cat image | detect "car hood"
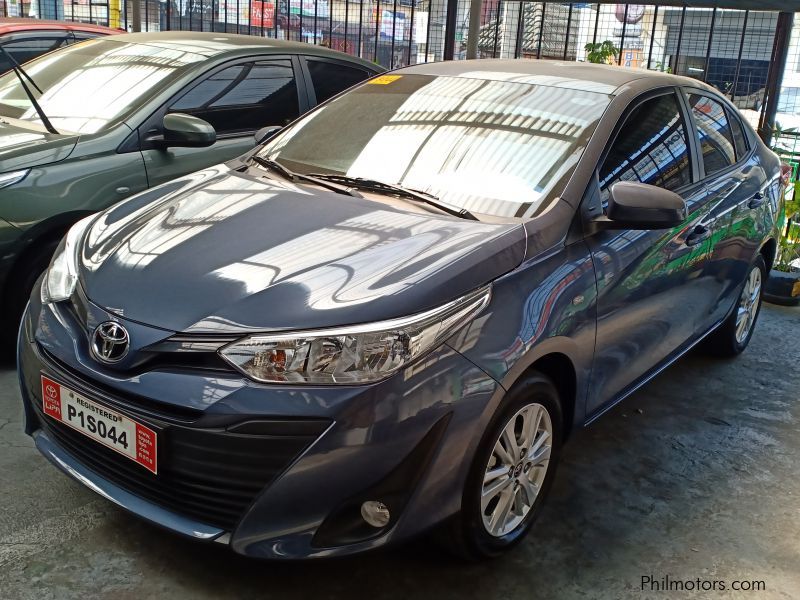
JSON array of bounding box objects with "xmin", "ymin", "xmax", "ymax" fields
[
  {"xmin": 80, "ymin": 165, "xmax": 526, "ymax": 333},
  {"xmin": 0, "ymin": 116, "xmax": 79, "ymax": 170}
]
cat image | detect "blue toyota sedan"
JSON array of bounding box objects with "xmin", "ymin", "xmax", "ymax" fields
[{"xmin": 18, "ymin": 59, "xmax": 784, "ymax": 560}]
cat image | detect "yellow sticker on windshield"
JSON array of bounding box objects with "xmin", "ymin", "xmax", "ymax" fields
[{"xmin": 368, "ymin": 75, "xmax": 402, "ymax": 85}]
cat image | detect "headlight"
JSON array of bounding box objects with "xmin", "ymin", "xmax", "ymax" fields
[
  {"xmin": 41, "ymin": 215, "xmax": 95, "ymax": 304},
  {"xmin": 0, "ymin": 169, "xmax": 30, "ymax": 190},
  {"xmin": 219, "ymin": 286, "xmax": 491, "ymax": 384}
]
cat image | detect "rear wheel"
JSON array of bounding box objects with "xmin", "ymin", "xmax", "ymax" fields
[
  {"xmin": 704, "ymin": 254, "xmax": 765, "ymax": 357},
  {"xmin": 441, "ymin": 373, "xmax": 563, "ymax": 560}
]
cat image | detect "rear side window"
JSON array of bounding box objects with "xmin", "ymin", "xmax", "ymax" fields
[
  {"xmin": 169, "ymin": 59, "xmax": 299, "ymax": 135},
  {"xmin": 0, "ymin": 36, "xmax": 70, "ymax": 72},
  {"xmin": 306, "ymin": 59, "xmax": 371, "ymax": 104},
  {"xmin": 600, "ymin": 93, "xmax": 692, "ymax": 195},
  {"xmin": 727, "ymin": 108, "xmax": 750, "ymax": 160},
  {"xmin": 687, "ymin": 93, "xmax": 736, "ymax": 176}
]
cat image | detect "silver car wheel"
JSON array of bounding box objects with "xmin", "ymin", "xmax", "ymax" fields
[
  {"xmin": 735, "ymin": 265, "xmax": 762, "ymax": 344},
  {"xmin": 481, "ymin": 402, "xmax": 553, "ymax": 537}
]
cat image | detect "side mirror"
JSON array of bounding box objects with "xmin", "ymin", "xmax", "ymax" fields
[
  {"xmin": 598, "ymin": 181, "xmax": 687, "ymax": 229},
  {"xmin": 161, "ymin": 113, "xmax": 216, "ymax": 148},
  {"xmin": 254, "ymin": 125, "xmax": 282, "ymax": 145}
]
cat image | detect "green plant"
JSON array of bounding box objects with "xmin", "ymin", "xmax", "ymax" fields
[
  {"xmin": 584, "ymin": 40, "xmax": 618, "ymax": 65},
  {"xmin": 775, "ymin": 184, "xmax": 800, "ymax": 272},
  {"xmin": 654, "ymin": 60, "xmax": 672, "ymax": 74}
]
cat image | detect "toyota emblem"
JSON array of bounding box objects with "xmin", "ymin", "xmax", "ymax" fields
[{"xmin": 91, "ymin": 321, "xmax": 130, "ymax": 364}]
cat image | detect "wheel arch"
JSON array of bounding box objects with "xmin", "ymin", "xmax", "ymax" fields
[
  {"xmin": 525, "ymin": 353, "xmax": 577, "ymax": 441},
  {"xmin": 759, "ymin": 237, "xmax": 777, "ymax": 272},
  {"xmin": 498, "ymin": 337, "xmax": 585, "ymax": 442},
  {"xmin": 1, "ymin": 211, "xmax": 94, "ymax": 310}
]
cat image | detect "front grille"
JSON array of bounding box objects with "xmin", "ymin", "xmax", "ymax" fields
[
  {"xmin": 40, "ymin": 347, "xmax": 204, "ymax": 423},
  {"xmin": 32, "ymin": 398, "xmax": 329, "ymax": 531}
]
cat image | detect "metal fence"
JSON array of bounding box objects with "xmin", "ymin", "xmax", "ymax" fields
[{"xmin": 2, "ymin": 1, "xmax": 799, "ymax": 135}]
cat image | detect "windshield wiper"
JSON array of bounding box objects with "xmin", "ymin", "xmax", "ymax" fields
[
  {"xmin": 250, "ymin": 156, "xmax": 362, "ymax": 198},
  {"xmin": 306, "ymin": 174, "xmax": 478, "ymax": 220},
  {"xmin": 0, "ymin": 45, "xmax": 58, "ymax": 135}
]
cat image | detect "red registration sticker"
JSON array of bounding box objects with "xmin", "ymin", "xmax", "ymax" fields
[{"xmin": 41, "ymin": 375, "xmax": 157, "ymax": 474}]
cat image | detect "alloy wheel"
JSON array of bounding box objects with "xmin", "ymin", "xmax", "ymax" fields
[
  {"xmin": 735, "ymin": 265, "xmax": 762, "ymax": 344},
  {"xmin": 481, "ymin": 402, "xmax": 553, "ymax": 537}
]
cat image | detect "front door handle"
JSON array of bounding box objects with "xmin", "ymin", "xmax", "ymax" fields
[
  {"xmin": 686, "ymin": 225, "xmax": 712, "ymax": 246},
  {"xmin": 748, "ymin": 192, "xmax": 766, "ymax": 209}
]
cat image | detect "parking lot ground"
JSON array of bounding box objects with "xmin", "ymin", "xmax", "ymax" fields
[{"xmin": 1, "ymin": 304, "xmax": 799, "ymax": 600}]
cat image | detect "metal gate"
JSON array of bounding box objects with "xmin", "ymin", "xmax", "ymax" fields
[{"xmin": 2, "ymin": 1, "xmax": 799, "ymax": 140}]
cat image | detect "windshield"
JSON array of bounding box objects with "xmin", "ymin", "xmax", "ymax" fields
[
  {"xmin": 0, "ymin": 38, "xmax": 207, "ymax": 134},
  {"xmin": 260, "ymin": 74, "xmax": 610, "ymax": 218},
  {"xmin": 777, "ymin": 87, "xmax": 800, "ymax": 115}
]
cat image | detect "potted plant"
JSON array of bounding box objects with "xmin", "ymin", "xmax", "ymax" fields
[{"xmin": 764, "ymin": 181, "xmax": 800, "ymax": 306}]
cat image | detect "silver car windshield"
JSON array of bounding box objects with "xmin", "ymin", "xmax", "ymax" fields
[
  {"xmin": 0, "ymin": 38, "xmax": 208, "ymax": 134},
  {"xmin": 260, "ymin": 74, "xmax": 611, "ymax": 219}
]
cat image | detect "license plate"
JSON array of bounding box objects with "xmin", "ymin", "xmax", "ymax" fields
[{"xmin": 41, "ymin": 375, "xmax": 158, "ymax": 474}]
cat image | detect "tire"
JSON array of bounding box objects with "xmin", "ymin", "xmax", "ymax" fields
[
  {"xmin": 704, "ymin": 254, "xmax": 766, "ymax": 357},
  {"xmin": 0, "ymin": 241, "xmax": 59, "ymax": 356},
  {"xmin": 441, "ymin": 372, "xmax": 563, "ymax": 561}
]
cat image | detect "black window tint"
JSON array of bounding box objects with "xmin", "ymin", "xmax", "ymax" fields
[
  {"xmin": 169, "ymin": 59, "xmax": 299, "ymax": 135},
  {"xmin": 727, "ymin": 108, "xmax": 749, "ymax": 160},
  {"xmin": 0, "ymin": 36, "xmax": 70, "ymax": 72},
  {"xmin": 306, "ymin": 59, "xmax": 370, "ymax": 104},
  {"xmin": 687, "ymin": 93, "xmax": 736, "ymax": 175},
  {"xmin": 600, "ymin": 93, "xmax": 692, "ymax": 195}
]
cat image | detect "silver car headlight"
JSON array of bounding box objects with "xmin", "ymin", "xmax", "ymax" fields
[
  {"xmin": 219, "ymin": 285, "xmax": 491, "ymax": 384},
  {"xmin": 0, "ymin": 169, "xmax": 29, "ymax": 190},
  {"xmin": 41, "ymin": 215, "xmax": 95, "ymax": 304}
]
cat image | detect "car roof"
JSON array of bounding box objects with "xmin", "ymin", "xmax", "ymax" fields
[
  {"xmin": 398, "ymin": 59, "xmax": 705, "ymax": 95},
  {"xmin": 103, "ymin": 31, "xmax": 381, "ymax": 71},
  {"xmin": 0, "ymin": 18, "xmax": 122, "ymax": 35}
]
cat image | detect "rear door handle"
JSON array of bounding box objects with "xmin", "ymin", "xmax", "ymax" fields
[
  {"xmin": 685, "ymin": 225, "xmax": 712, "ymax": 246},
  {"xmin": 748, "ymin": 192, "xmax": 766, "ymax": 209}
]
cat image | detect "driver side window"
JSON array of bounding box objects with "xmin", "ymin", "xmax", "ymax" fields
[
  {"xmin": 168, "ymin": 59, "xmax": 300, "ymax": 137},
  {"xmin": 599, "ymin": 92, "xmax": 693, "ymax": 201}
]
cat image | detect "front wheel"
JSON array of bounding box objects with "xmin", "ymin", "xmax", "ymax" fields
[
  {"xmin": 441, "ymin": 373, "xmax": 563, "ymax": 560},
  {"xmin": 704, "ymin": 254, "xmax": 765, "ymax": 357}
]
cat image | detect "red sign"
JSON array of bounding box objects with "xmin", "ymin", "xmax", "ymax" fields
[
  {"xmin": 251, "ymin": 1, "xmax": 276, "ymax": 29},
  {"xmin": 135, "ymin": 424, "xmax": 157, "ymax": 473},
  {"xmin": 42, "ymin": 376, "xmax": 62, "ymax": 420}
]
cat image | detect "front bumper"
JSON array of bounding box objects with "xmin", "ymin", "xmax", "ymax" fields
[
  {"xmin": 18, "ymin": 291, "xmax": 499, "ymax": 559},
  {"xmin": 32, "ymin": 428, "xmax": 227, "ymax": 541}
]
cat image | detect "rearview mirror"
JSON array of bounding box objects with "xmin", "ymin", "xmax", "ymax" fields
[
  {"xmin": 598, "ymin": 182, "xmax": 687, "ymax": 229},
  {"xmin": 161, "ymin": 113, "xmax": 216, "ymax": 148},
  {"xmin": 254, "ymin": 125, "xmax": 282, "ymax": 145}
]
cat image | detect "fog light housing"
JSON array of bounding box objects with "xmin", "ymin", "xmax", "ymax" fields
[{"xmin": 360, "ymin": 501, "xmax": 390, "ymax": 528}]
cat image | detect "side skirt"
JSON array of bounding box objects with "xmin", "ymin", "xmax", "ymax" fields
[{"xmin": 583, "ymin": 315, "xmax": 726, "ymax": 427}]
